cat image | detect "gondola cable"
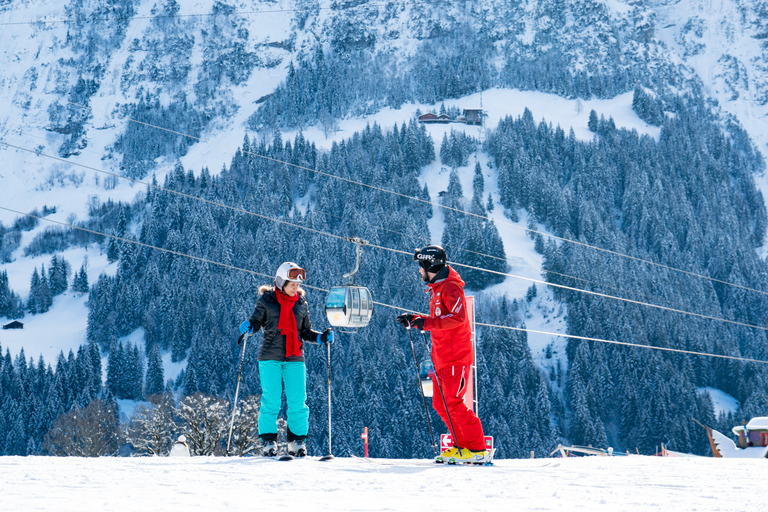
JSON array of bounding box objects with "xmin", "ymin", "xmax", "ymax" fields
[
  {"xmin": 2, "ymin": 139, "xmax": 767, "ymax": 334},
  {"xmin": 3, "ymin": 131, "xmax": 676, "ymax": 306},
  {"xmin": 63, "ymin": 99, "xmax": 768, "ymax": 300},
  {"xmin": 2, "ymin": 204, "xmax": 767, "ymax": 366}
]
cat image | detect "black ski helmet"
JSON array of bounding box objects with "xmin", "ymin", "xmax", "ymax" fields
[{"xmin": 413, "ymin": 245, "xmax": 447, "ymax": 273}]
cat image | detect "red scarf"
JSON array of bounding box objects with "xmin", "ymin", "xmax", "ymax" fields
[{"xmin": 275, "ymin": 289, "xmax": 301, "ymax": 357}]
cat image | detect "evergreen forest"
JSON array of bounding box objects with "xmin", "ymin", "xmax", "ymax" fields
[
  {"xmin": 4, "ymin": 94, "xmax": 768, "ymax": 457},
  {"xmin": 2, "ymin": 0, "xmax": 768, "ymax": 459}
]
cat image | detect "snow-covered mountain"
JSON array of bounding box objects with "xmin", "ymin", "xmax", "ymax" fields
[
  {"xmin": 2, "ymin": 0, "xmax": 767, "ymax": 459},
  {"xmin": 0, "ymin": 0, "xmax": 764, "ymax": 203},
  {"xmin": 2, "ymin": 0, "xmax": 766, "ymax": 201}
]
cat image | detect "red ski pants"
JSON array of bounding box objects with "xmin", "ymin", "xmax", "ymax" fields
[{"xmin": 432, "ymin": 365, "xmax": 485, "ymax": 451}]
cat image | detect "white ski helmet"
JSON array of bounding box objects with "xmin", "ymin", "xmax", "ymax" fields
[{"xmin": 275, "ymin": 262, "xmax": 306, "ymax": 290}]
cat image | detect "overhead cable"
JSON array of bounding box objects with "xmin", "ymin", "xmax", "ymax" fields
[
  {"xmin": 474, "ymin": 323, "xmax": 768, "ymax": 365},
  {"xmin": 2, "ymin": 205, "xmax": 766, "ymax": 366},
  {"xmin": 66, "ymin": 100, "xmax": 768, "ymax": 300},
  {"xmin": 3, "ymin": 138, "xmax": 768, "ymax": 333}
]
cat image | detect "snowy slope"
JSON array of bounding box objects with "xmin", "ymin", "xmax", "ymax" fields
[
  {"xmin": 0, "ymin": 86, "xmax": 656, "ymax": 382},
  {"xmin": 0, "ymin": 455, "xmax": 762, "ymax": 512},
  {"xmin": 2, "ymin": 0, "xmax": 766, "ymax": 428},
  {"xmin": 699, "ymin": 387, "xmax": 739, "ymax": 417}
]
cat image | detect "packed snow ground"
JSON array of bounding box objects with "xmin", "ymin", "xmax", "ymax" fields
[{"xmin": 0, "ymin": 455, "xmax": 762, "ymax": 512}]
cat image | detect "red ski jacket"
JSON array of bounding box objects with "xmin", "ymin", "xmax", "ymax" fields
[{"xmin": 422, "ymin": 266, "xmax": 473, "ymax": 371}]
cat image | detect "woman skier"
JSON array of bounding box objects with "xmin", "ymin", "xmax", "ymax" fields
[{"xmin": 239, "ymin": 262, "xmax": 333, "ymax": 457}]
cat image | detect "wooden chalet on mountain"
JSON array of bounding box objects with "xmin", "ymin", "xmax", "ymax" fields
[
  {"xmin": 417, "ymin": 113, "xmax": 452, "ymax": 124},
  {"xmin": 418, "ymin": 109, "xmax": 486, "ymax": 125}
]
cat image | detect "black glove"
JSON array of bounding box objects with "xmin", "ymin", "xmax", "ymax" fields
[
  {"xmin": 320, "ymin": 328, "xmax": 334, "ymax": 345},
  {"xmin": 397, "ymin": 314, "xmax": 424, "ymax": 331}
]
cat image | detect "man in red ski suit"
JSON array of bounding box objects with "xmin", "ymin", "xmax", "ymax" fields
[{"xmin": 397, "ymin": 245, "xmax": 487, "ymax": 463}]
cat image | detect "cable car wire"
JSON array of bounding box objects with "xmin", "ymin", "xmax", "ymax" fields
[
  {"xmin": 3, "ymin": 138, "xmax": 768, "ymax": 334},
  {"xmin": 6, "ymin": 131, "xmax": 675, "ymax": 306},
  {"xmin": 2, "ymin": 204, "xmax": 766, "ymax": 366},
  {"xmin": 65, "ymin": 100, "xmax": 768, "ymax": 300},
  {"xmin": 0, "ymin": 140, "xmax": 350, "ymax": 244},
  {"xmin": 472, "ymin": 323, "xmax": 768, "ymax": 365},
  {"xmin": 367, "ymin": 242, "xmax": 768, "ymax": 333}
]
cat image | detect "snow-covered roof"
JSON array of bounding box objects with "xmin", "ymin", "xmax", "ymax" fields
[
  {"xmin": 710, "ymin": 429, "xmax": 768, "ymax": 458},
  {"xmin": 746, "ymin": 417, "xmax": 768, "ymax": 430}
]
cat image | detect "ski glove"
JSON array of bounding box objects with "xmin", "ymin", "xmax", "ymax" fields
[
  {"xmin": 239, "ymin": 320, "xmax": 254, "ymax": 335},
  {"xmin": 320, "ymin": 328, "xmax": 334, "ymax": 345},
  {"xmin": 397, "ymin": 314, "xmax": 425, "ymax": 331}
]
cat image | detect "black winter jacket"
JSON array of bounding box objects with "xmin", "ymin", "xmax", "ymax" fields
[{"xmin": 247, "ymin": 286, "xmax": 320, "ymax": 362}]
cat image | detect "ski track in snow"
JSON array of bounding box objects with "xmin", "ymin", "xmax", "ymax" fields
[{"xmin": 0, "ymin": 455, "xmax": 761, "ymax": 511}]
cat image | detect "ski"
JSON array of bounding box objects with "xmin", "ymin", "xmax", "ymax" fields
[
  {"xmin": 260, "ymin": 454, "xmax": 319, "ymax": 461},
  {"xmin": 436, "ymin": 448, "xmax": 496, "ymax": 466},
  {"xmin": 349, "ymin": 453, "xmax": 493, "ymax": 467}
]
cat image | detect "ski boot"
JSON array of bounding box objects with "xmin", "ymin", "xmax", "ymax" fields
[
  {"xmin": 287, "ymin": 440, "xmax": 307, "ymax": 457},
  {"xmin": 434, "ymin": 447, "xmax": 459, "ymax": 464},
  {"xmin": 261, "ymin": 441, "xmax": 278, "ymax": 457},
  {"xmin": 446, "ymin": 448, "xmax": 491, "ymax": 465}
]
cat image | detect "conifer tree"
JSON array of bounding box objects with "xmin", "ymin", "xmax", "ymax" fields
[
  {"xmin": 0, "ymin": 270, "xmax": 23, "ymax": 318},
  {"xmin": 27, "ymin": 267, "xmax": 40, "ymax": 314},
  {"xmin": 588, "ymin": 110, "xmax": 598, "ymax": 132},
  {"xmin": 72, "ymin": 262, "xmax": 89, "ymax": 293},
  {"xmin": 145, "ymin": 344, "xmax": 165, "ymax": 397},
  {"xmin": 106, "ymin": 339, "xmax": 124, "ymax": 398},
  {"xmin": 47, "ymin": 255, "xmax": 70, "ymax": 296},
  {"xmin": 38, "ymin": 265, "xmax": 52, "ymax": 312}
]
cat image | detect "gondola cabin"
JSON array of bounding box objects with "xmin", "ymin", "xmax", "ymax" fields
[
  {"xmin": 419, "ymin": 360, "xmax": 435, "ymax": 397},
  {"xmin": 325, "ymin": 285, "xmax": 373, "ymax": 329}
]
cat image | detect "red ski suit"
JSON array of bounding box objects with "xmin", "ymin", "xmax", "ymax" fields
[{"xmin": 421, "ymin": 266, "xmax": 485, "ymax": 451}]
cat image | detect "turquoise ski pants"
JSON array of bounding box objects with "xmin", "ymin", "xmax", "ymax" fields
[{"xmin": 258, "ymin": 360, "xmax": 309, "ymax": 438}]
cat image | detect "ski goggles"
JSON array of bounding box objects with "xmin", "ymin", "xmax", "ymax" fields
[{"xmin": 287, "ymin": 267, "xmax": 306, "ymax": 281}]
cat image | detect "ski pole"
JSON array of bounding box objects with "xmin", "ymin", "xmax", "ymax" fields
[
  {"xmin": 407, "ymin": 327, "xmax": 438, "ymax": 456},
  {"xmin": 320, "ymin": 339, "xmax": 334, "ymax": 461},
  {"xmin": 422, "ymin": 331, "xmax": 462, "ymax": 453},
  {"xmin": 227, "ymin": 331, "xmax": 251, "ymax": 455}
]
